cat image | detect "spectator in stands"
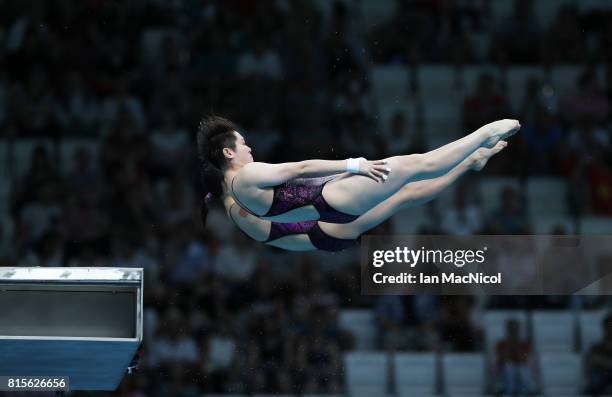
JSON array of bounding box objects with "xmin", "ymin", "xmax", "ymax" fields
[
  {"xmin": 21, "ymin": 230, "xmax": 64, "ymax": 267},
  {"xmin": 566, "ymin": 117, "xmax": 611, "ymax": 164},
  {"xmin": 585, "ymin": 313, "xmax": 612, "ymax": 395},
  {"xmin": 540, "ymin": 233, "xmax": 585, "ymax": 297},
  {"xmin": 494, "ymin": 236, "xmax": 539, "ymax": 297},
  {"xmin": 65, "ymin": 146, "xmax": 102, "ymax": 202},
  {"xmin": 494, "ymin": 318, "xmax": 537, "ymax": 394},
  {"xmin": 383, "ymin": 111, "xmax": 426, "ymax": 156},
  {"xmin": 0, "ymin": 218, "xmax": 15, "ymax": 265},
  {"xmin": 518, "ymin": 76, "xmax": 552, "ymax": 125},
  {"xmin": 586, "ymin": 152, "xmax": 612, "ymax": 215},
  {"xmin": 212, "ymin": 229, "xmax": 258, "ymax": 283},
  {"xmin": 57, "ymin": 70, "xmax": 102, "ymax": 134},
  {"xmin": 237, "ymin": 38, "xmax": 284, "ymax": 81},
  {"xmin": 492, "ymin": 0, "xmax": 541, "ymax": 63},
  {"xmin": 12, "ymin": 144, "xmax": 63, "ymax": 212},
  {"xmin": 100, "ymin": 111, "xmax": 149, "ymax": 175},
  {"xmin": 560, "ymin": 71, "xmax": 610, "ymax": 126},
  {"xmin": 519, "ymin": 106, "xmax": 564, "ymax": 174},
  {"xmin": 149, "ymin": 112, "xmax": 191, "ymax": 179},
  {"xmin": 374, "ymin": 295, "xmax": 405, "ymax": 350},
  {"xmin": 100, "ymin": 78, "xmax": 146, "ymax": 132},
  {"xmin": 0, "ymin": 72, "xmax": 8, "ymax": 128},
  {"xmin": 338, "ymin": 113, "xmax": 382, "ymax": 159},
  {"xmin": 157, "ymin": 361, "xmax": 200, "ymax": 397},
  {"xmin": 298, "ymin": 330, "xmax": 342, "ymax": 393},
  {"xmin": 61, "ymin": 194, "xmax": 110, "ymax": 263},
  {"xmin": 439, "ymin": 296, "xmax": 482, "ymax": 351},
  {"xmin": 485, "ymin": 185, "xmax": 530, "ymax": 234},
  {"xmin": 544, "ymin": 5, "xmax": 585, "ymax": 64},
  {"xmin": 156, "ymin": 175, "xmax": 195, "ymax": 233},
  {"xmin": 16, "ymin": 183, "xmax": 62, "ymax": 251},
  {"xmin": 200, "ymin": 322, "xmax": 237, "ymax": 393},
  {"xmin": 110, "ymin": 231, "xmax": 158, "ymax": 274},
  {"xmin": 462, "ymin": 72, "xmax": 510, "ymax": 134},
  {"xmin": 13, "ymin": 68, "xmax": 62, "ymax": 137},
  {"xmin": 147, "ymin": 307, "xmax": 199, "ymax": 368},
  {"xmin": 440, "ymin": 181, "xmax": 484, "ymax": 235}
]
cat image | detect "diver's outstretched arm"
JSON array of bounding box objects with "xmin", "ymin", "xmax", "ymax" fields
[{"xmin": 240, "ymin": 158, "xmax": 389, "ymax": 187}]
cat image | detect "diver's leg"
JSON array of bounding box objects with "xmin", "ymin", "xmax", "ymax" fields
[
  {"xmin": 322, "ymin": 142, "xmax": 507, "ymax": 239},
  {"xmin": 325, "ymin": 120, "xmax": 519, "ymax": 214}
]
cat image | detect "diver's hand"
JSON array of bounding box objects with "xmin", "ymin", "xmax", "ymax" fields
[{"xmin": 358, "ymin": 158, "xmax": 391, "ymax": 183}]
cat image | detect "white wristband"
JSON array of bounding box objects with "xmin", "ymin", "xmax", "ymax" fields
[{"xmin": 347, "ymin": 158, "xmax": 360, "ymax": 173}]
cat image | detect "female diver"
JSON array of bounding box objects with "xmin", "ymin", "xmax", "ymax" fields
[{"xmin": 198, "ymin": 116, "xmax": 515, "ymax": 251}]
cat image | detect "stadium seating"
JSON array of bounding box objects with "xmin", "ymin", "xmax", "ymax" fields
[
  {"xmin": 532, "ymin": 311, "xmax": 576, "ymax": 352},
  {"xmin": 339, "ymin": 309, "xmax": 377, "ymax": 350},
  {"xmin": 579, "ymin": 309, "xmax": 608, "ymax": 353},
  {"xmin": 550, "ymin": 65, "xmax": 582, "ymax": 96},
  {"xmin": 442, "ymin": 353, "xmax": 486, "ymax": 396},
  {"xmin": 393, "ymin": 352, "xmax": 437, "ymax": 396},
  {"xmin": 504, "ymin": 66, "xmax": 546, "ymax": 111},
  {"xmin": 580, "ymin": 216, "xmax": 612, "ymax": 234},
  {"xmin": 360, "ymin": 0, "xmax": 397, "ymax": 29},
  {"xmin": 391, "ymin": 206, "xmax": 433, "ymax": 234},
  {"xmin": 11, "ymin": 138, "xmax": 55, "ymax": 180},
  {"xmin": 59, "ymin": 138, "xmax": 101, "ymax": 175},
  {"xmin": 371, "ymin": 66, "xmax": 409, "ymax": 114},
  {"xmin": 477, "ymin": 177, "xmax": 522, "ymax": 215},
  {"xmin": 533, "ymin": 216, "xmax": 575, "ymax": 234},
  {"xmin": 526, "ymin": 177, "xmax": 567, "ymax": 217},
  {"xmin": 343, "ymin": 351, "xmax": 389, "ymax": 396},
  {"xmin": 539, "ymin": 352, "xmax": 583, "ymax": 396}
]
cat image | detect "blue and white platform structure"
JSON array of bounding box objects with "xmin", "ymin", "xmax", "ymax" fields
[{"xmin": 0, "ymin": 267, "xmax": 144, "ymax": 391}]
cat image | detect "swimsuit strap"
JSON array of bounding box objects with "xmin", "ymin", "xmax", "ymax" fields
[{"xmin": 230, "ymin": 174, "xmax": 259, "ymax": 217}]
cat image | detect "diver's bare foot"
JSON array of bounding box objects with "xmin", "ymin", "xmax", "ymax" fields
[
  {"xmin": 469, "ymin": 141, "xmax": 507, "ymax": 171},
  {"xmin": 478, "ymin": 119, "xmax": 521, "ymax": 148}
]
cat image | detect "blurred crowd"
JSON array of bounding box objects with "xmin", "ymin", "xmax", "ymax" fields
[{"xmin": 1, "ymin": 0, "xmax": 612, "ymax": 396}]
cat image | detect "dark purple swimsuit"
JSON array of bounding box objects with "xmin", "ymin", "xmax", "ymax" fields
[
  {"xmin": 229, "ymin": 175, "xmax": 359, "ymax": 251},
  {"xmin": 231, "ymin": 175, "xmax": 359, "ymax": 224},
  {"xmin": 228, "ymin": 205, "xmax": 357, "ymax": 252}
]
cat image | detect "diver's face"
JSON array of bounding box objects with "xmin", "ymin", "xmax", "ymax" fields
[{"xmin": 231, "ymin": 131, "xmax": 253, "ymax": 165}]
